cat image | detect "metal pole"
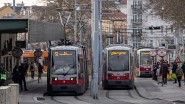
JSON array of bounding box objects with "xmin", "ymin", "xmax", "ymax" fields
[
  {"xmin": 74, "ymin": 0, "xmax": 77, "ymax": 42},
  {"xmin": 0, "ymin": 33, "xmax": 1, "ymax": 64},
  {"xmin": 108, "ymin": 20, "xmax": 110, "ymax": 45},
  {"xmin": 99, "ymin": 0, "xmax": 103, "ymax": 85},
  {"xmin": 80, "ymin": 20, "xmax": 82, "ymax": 45},
  {"xmin": 161, "ymin": 57, "xmax": 164, "ymax": 87},
  {"xmin": 13, "ymin": 0, "xmax": 16, "ymax": 18},
  {"xmin": 91, "ymin": 0, "xmax": 99, "ymax": 99},
  {"xmin": 116, "ymin": 31, "xmax": 118, "ymax": 43}
]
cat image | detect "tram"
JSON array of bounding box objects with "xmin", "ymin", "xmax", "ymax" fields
[
  {"xmin": 102, "ymin": 44, "xmax": 135, "ymax": 89},
  {"xmin": 47, "ymin": 45, "xmax": 89, "ymax": 94},
  {"xmin": 136, "ymin": 48, "xmax": 153, "ymax": 77}
]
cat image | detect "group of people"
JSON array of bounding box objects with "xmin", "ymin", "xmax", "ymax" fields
[
  {"xmin": 153, "ymin": 60, "xmax": 185, "ymax": 87},
  {"xmin": 12, "ymin": 61, "xmax": 43, "ymax": 91}
]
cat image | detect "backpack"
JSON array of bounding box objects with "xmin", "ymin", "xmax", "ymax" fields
[{"xmin": 176, "ymin": 68, "xmax": 183, "ymax": 77}]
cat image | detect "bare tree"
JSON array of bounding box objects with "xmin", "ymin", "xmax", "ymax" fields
[
  {"xmin": 145, "ymin": 0, "xmax": 185, "ymax": 28},
  {"xmin": 34, "ymin": 0, "xmax": 121, "ymax": 45}
]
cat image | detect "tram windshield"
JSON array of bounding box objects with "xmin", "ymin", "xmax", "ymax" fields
[
  {"xmin": 140, "ymin": 51, "xmax": 152, "ymax": 66},
  {"xmin": 52, "ymin": 50, "xmax": 76, "ymax": 75},
  {"xmin": 108, "ymin": 50, "xmax": 129, "ymax": 71}
]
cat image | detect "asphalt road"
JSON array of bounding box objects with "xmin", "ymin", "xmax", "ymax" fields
[{"xmin": 17, "ymin": 77, "xmax": 184, "ymax": 104}]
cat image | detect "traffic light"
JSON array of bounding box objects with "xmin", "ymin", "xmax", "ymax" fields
[{"xmin": 148, "ymin": 26, "xmax": 161, "ymax": 30}]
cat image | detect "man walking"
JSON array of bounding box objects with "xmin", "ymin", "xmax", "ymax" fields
[
  {"xmin": 172, "ymin": 62, "xmax": 178, "ymax": 83},
  {"xmin": 162, "ymin": 61, "xmax": 169, "ymax": 84},
  {"xmin": 30, "ymin": 62, "xmax": 35, "ymax": 79},
  {"xmin": 19, "ymin": 63, "xmax": 28, "ymax": 91},
  {"xmin": 181, "ymin": 61, "xmax": 185, "ymax": 85}
]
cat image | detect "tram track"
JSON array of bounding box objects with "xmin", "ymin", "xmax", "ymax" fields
[
  {"xmin": 133, "ymin": 85, "xmax": 175, "ymax": 104},
  {"xmin": 105, "ymin": 89, "xmax": 135, "ymax": 104}
]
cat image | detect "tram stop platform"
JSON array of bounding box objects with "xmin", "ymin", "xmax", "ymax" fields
[{"xmin": 135, "ymin": 78, "xmax": 185, "ymax": 103}]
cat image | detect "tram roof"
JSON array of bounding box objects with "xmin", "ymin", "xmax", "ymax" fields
[
  {"xmin": 50, "ymin": 45, "xmax": 80, "ymax": 50},
  {"xmin": 137, "ymin": 48, "xmax": 152, "ymax": 52},
  {"xmin": 104, "ymin": 44, "xmax": 132, "ymax": 50}
]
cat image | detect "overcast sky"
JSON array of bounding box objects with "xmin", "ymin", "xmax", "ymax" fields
[{"xmin": 0, "ymin": 0, "xmax": 45, "ymax": 7}]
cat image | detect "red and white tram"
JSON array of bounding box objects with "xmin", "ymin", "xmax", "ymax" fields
[
  {"xmin": 136, "ymin": 48, "xmax": 153, "ymax": 77},
  {"xmin": 102, "ymin": 44, "xmax": 135, "ymax": 89},
  {"xmin": 47, "ymin": 45, "xmax": 89, "ymax": 94}
]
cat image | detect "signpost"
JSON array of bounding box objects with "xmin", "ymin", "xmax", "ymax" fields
[
  {"xmin": 174, "ymin": 56, "xmax": 181, "ymax": 63},
  {"xmin": 150, "ymin": 49, "xmax": 157, "ymax": 71},
  {"xmin": 12, "ymin": 47, "xmax": 23, "ymax": 67},
  {"xmin": 157, "ymin": 48, "xmax": 166, "ymax": 87}
]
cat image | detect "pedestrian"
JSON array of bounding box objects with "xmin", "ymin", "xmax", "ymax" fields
[
  {"xmin": 153, "ymin": 63, "xmax": 157, "ymax": 81},
  {"xmin": 37, "ymin": 63, "xmax": 43, "ymax": 83},
  {"xmin": 172, "ymin": 62, "xmax": 178, "ymax": 83},
  {"xmin": 176, "ymin": 66, "xmax": 183, "ymax": 87},
  {"xmin": 19, "ymin": 63, "xmax": 28, "ymax": 91},
  {"xmin": 161, "ymin": 61, "xmax": 169, "ymax": 84},
  {"xmin": 12, "ymin": 65, "xmax": 19, "ymax": 83},
  {"xmin": 0, "ymin": 65, "xmax": 6, "ymax": 86},
  {"xmin": 181, "ymin": 61, "xmax": 185, "ymax": 85},
  {"xmin": 24, "ymin": 61, "xmax": 29, "ymax": 77},
  {"xmin": 29, "ymin": 62, "xmax": 35, "ymax": 79}
]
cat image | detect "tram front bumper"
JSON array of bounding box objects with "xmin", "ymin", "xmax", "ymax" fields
[
  {"xmin": 140, "ymin": 71, "xmax": 152, "ymax": 76},
  {"xmin": 51, "ymin": 84, "xmax": 81, "ymax": 93},
  {"xmin": 103, "ymin": 80, "xmax": 133, "ymax": 87}
]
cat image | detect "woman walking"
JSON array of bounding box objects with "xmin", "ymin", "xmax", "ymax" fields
[{"xmin": 176, "ymin": 66, "xmax": 183, "ymax": 87}]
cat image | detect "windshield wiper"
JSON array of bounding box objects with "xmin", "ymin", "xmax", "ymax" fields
[{"xmin": 63, "ymin": 65, "xmax": 75, "ymax": 76}]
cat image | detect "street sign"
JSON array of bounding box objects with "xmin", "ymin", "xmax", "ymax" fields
[
  {"xmin": 174, "ymin": 56, "xmax": 181, "ymax": 63},
  {"xmin": 15, "ymin": 41, "xmax": 26, "ymax": 48},
  {"xmin": 150, "ymin": 50, "xmax": 157, "ymax": 57},
  {"xmin": 167, "ymin": 44, "xmax": 176, "ymax": 50},
  {"xmin": 12, "ymin": 48, "xmax": 23, "ymax": 58},
  {"xmin": 157, "ymin": 48, "xmax": 166, "ymax": 57},
  {"xmin": 34, "ymin": 50, "xmax": 42, "ymax": 57}
]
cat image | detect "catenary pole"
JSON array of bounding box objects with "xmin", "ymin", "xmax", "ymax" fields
[
  {"xmin": 91, "ymin": 0, "xmax": 99, "ymax": 99},
  {"xmin": 74, "ymin": 0, "xmax": 77, "ymax": 42},
  {"xmin": 99, "ymin": 0, "xmax": 103, "ymax": 85},
  {"xmin": 13, "ymin": 0, "xmax": 16, "ymax": 18}
]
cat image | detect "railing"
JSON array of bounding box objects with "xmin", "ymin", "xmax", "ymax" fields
[
  {"xmin": 131, "ymin": 5, "xmax": 142, "ymax": 10},
  {"xmin": 131, "ymin": 19, "xmax": 142, "ymax": 24}
]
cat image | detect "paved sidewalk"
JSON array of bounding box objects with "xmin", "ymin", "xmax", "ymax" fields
[{"xmin": 135, "ymin": 78, "xmax": 185, "ymax": 102}]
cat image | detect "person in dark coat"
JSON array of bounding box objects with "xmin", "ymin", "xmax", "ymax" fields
[
  {"xmin": 153, "ymin": 63, "xmax": 158, "ymax": 81},
  {"xmin": 12, "ymin": 65, "xmax": 19, "ymax": 83},
  {"xmin": 181, "ymin": 61, "xmax": 185, "ymax": 85},
  {"xmin": 172, "ymin": 62, "xmax": 178, "ymax": 83},
  {"xmin": 37, "ymin": 63, "xmax": 43, "ymax": 83},
  {"xmin": 19, "ymin": 63, "xmax": 28, "ymax": 91},
  {"xmin": 161, "ymin": 62, "xmax": 169, "ymax": 84},
  {"xmin": 176, "ymin": 66, "xmax": 183, "ymax": 87}
]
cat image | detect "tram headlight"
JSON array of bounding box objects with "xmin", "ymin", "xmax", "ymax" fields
[
  {"xmin": 123, "ymin": 73, "xmax": 129, "ymax": 77},
  {"xmin": 70, "ymin": 77, "xmax": 76, "ymax": 81},
  {"xmin": 52, "ymin": 77, "xmax": 58, "ymax": 81}
]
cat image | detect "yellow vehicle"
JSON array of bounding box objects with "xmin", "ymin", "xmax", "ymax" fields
[{"xmin": 22, "ymin": 50, "xmax": 48, "ymax": 71}]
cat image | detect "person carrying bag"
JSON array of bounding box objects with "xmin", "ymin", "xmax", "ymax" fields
[{"xmin": 176, "ymin": 66, "xmax": 183, "ymax": 87}]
